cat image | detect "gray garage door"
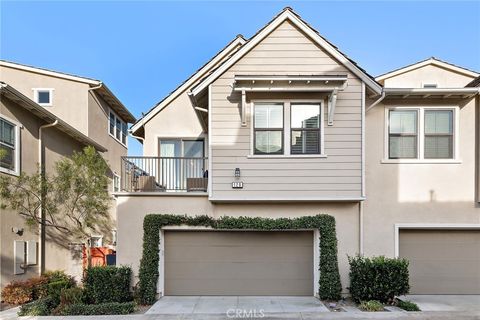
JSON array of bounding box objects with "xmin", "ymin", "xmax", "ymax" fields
[
  {"xmin": 164, "ymin": 231, "xmax": 313, "ymax": 296},
  {"xmin": 399, "ymin": 229, "xmax": 480, "ymax": 294}
]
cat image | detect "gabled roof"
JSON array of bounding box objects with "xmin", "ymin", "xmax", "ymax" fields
[
  {"xmin": 1, "ymin": 82, "xmax": 107, "ymax": 152},
  {"xmin": 130, "ymin": 35, "xmax": 246, "ymax": 135},
  {"xmin": 376, "ymin": 57, "xmax": 479, "ymax": 82},
  {"xmin": 190, "ymin": 7, "xmax": 382, "ymax": 97},
  {"xmin": 0, "ymin": 60, "xmax": 136, "ymax": 123},
  {"xmin": 466, "ymin": 76, "xmax": 480, "ymax": 88}
]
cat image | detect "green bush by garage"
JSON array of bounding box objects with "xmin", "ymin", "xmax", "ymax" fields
[{"xmin": 348, "ymin": 255, "xmax": 410, "ymax": 303}]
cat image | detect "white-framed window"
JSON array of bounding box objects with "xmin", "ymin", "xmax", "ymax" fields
[
  {"xmin": 90, "ymin": 236, "xmax": 103, "ymax": 248},
  {"xmin": 250, "ymin": 100, "xmax": 324, "ymax": 157},
  {"xmin": 33, "ymin": 88, "xmax": 54, "ymax": 106},
  {"xmin": 423, "ymin": 83, "xmax": 438, "ymax": 88},
  {"xmin": 113, "ymin": 173, "xmax": 120, "ymax": 192},
  {"xmin": 385, "ymin": 106, "xmax": 458, "ymax": 163},
  {"xmin": 0, "ymin": 115, "xmax": 20, "ymax": 175},
  {"xmin": 109, "ymin": 110, "xmax": 127, "ymax": 146}
]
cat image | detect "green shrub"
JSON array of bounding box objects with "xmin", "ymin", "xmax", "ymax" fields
[
  {"xmin": 17, "ymin": 297, "xmax": 56, "ymax": 316},
  {"xmin": 397, "ymin": 300, "xmax": 420, "ymax": 311},
  {"xmin": 348, "ymin": 255, "xmax": 410, "ymax": 303},
  {"xmin": 359, "ymin": 300, "xmax": 384, "ymax": 312},
  {"xmin": 47, "ymin": 280, "xmax": 72, "ymax": 304},
  {"xmin": 60, "ymin": 287, "xmax": 84, "ymax": 306},
  {"xmin": 58, "ymin": 302, "xmax": 136, "ymax": 315},
  {"xmin": 84, "ymin": 266, "xmax": 132, "ymax": 304},
  {"xmin": 44, "ymin": 270, "xmax": 76, "ymax": 286},
  {"xmin": 138, "ymin": 214, "xmax": 342, "ymax": 304}
]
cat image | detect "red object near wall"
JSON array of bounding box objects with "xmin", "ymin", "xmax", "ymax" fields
[{"xmin": 82, "ymin": 246, "xmax": 115, "ymax": 269}]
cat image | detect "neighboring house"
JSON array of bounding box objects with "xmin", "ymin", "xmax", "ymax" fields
[
  {"xmin": 0, "ymin": 62, "xmax": 135, "ymax": 290},
  {"xmin": 115, "ymin": 8, "xmax": 480, "ymax": 297}
]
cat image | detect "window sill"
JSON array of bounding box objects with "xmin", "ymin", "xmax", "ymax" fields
[
  {"xmin": 247, "ymin": 154, "xmax": 328, "ymax": 159},
  {"xmin": 108, "ymin": 132, "xmax": 127, "ymax": 148},
  {"xmin": 38, "ymin": 103, "xmax": 52, "ymax": 107},
  {"xmin": 0, "ymin": 167, "xmax": 20, "ymax": 176},
  {"xmin": 381, "ymin": 159, "xmax": 462, "ymax": 164}
]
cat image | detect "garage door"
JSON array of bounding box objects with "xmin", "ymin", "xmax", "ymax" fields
[
  {"xmin": 399, "ymin": 229, "xmax": 480, "ymax": 294},
  {"xmin": 164, "ymin": 231, "xmax": 313, "ymax": 295}
]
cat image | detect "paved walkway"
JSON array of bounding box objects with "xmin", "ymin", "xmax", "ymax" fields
[
  {"xmin": 146, "ymin": 296, "xmax": 329, "ymax": 314},
  {"xmin": 404, "ymin": 295, "xmax": 480, "ymax": 312}
]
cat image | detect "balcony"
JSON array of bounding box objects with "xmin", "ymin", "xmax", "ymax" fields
[{"xmin": 120, "ymin": 156, "xmax": 208, "ymax": 192}]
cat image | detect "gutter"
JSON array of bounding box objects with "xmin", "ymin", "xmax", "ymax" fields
[
  {"xmin": 38, "ymin": 120, "xmax": 58, "ymax": 275},
  {"xmin": 366, "ymin": 90, "xmax": 386, "ymax": 112}
]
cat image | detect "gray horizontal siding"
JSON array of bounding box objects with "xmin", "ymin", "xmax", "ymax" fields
[{"xmin": 210, "ymin": 20, "xmax": 363, "ymax": 200}]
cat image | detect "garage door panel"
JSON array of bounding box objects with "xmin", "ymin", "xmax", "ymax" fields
[
  {"xmin": 164, "ymin": 231, "xmax": 314, "ymax": 296},
  {"xmin": 166, "ymin": 261, "xmax": 313, "ymax": 279},
  {"xmin": 400, "ymin": 229, "xmax": 480, "ymax": 294},
  {"xmin": 166, "ymin": 245, "xmax": 313, "ymax": 262},
  {"xmin": 167, "ymin": 279, "xmax": 312, "ymax": 296}
]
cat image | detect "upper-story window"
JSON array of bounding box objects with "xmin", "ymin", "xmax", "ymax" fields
[
  {"xmin": 33, "ymin": 88, "xmax": 53, "ymax": 106},
  {"xmin": 254, "ymin": 103, "xmax": 284, "ymax": 155},
  {"xmin": 253, "ymin": 101, "xmax": 323, "ymax": 156},
  {"xmin": 109, "ymin": 110, "xmax": 127, "ymax": 146},
  {"xmin": 0, "ymin": 116, "xmax": 20, "ymax": 175},
  {"xmin": 423, "ymin": 83, "xmax": 438, "ymax": 88},
  {"xmin": 291, "ymin": 104, "xmax": 321, "ymax": 154},
  {"xmin": 387, "ymin": 107, "xmax": 456, "ymax": 161}
]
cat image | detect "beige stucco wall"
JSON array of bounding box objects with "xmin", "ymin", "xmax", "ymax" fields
[
  {"xmin": 364, "ymin": 63, "xmax": 479, "ymax": 258},
  {"xmin": 0, "ymin": 65, "xmax": 90, "ymax": 135},
  {"xmin": 116, "ymin": 195, "xmax": 360, "ymax": 293},
  {"xmin": 0, "ymin": 97, "xmax": 86, "ymax": 290},
  {"xmin": 382, "ymin": 64, "xmax": 475, "ymax": 88},
  {"xmin": 210, "ymin": 20, "xmax": 363, "ymax": 201},
  {"xmin": 143, "ymin": 92, "xmax": 205, "ymax": 156}
]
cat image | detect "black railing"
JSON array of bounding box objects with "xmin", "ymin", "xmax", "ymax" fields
[{"xmin": 120, "ymin": 156, "xmax": 208, "ymax": 192}]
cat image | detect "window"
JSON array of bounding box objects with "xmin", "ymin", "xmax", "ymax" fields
[
  {"xmin": 389, "ymin": 110, "xmax": 418, "ymax": 159},
  {"xmin": 254, "ymin": 104, "xmax": 284, "ymax": 155},
  {"xmin": 291, "ymin": 104, "xmax": 321, "ymax": 154},
  {"xmin": 109, "ymin": 111, "xmax": 127, "ymax": 146},
  {"xmin": 386, "ymin": 107, "xmax": 456, "ymax": 161},
  {"xmin": 113, "ymin": 173, "xmax": 120, "ymax": 192},
  {"xmin": 0, "ymin": 116, "xmax": 19, "ymax": 175},
  {"xmin": 424, "ymin": 110, "xmax": 453, "ymax": 159},
  {"xmin": 90, "ymin": 236, "xmax": 103, "ymax": 248},
  {"xmin": 33, "ymin": 88, "xmax": 53, "ymax": 106},
  {"xmin": 423, "ymin": 84, "xmax": 438, "ymax": 88}
]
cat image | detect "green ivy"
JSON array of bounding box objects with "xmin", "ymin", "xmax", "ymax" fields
[{"xmin": 138, "ymin": 214, "xmax": 341, "ymax": 304}]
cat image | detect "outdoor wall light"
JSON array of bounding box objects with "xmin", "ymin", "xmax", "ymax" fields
[{"xmin": 235, "ymin": 168, "xmax": 241, "ymax": 177}]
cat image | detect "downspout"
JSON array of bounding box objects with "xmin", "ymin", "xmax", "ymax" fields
[{"xmin": 38, "ymin": 120, "xmax": 58, "ymax": 275}]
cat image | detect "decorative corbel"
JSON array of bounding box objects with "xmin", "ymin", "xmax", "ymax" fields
[
  {"xmin": 327, "ymin": 89, "xmax": 338, "ymax": 126},
  {"xmin": 241, "ymin": 90, "xmax": 247, "ymax": 127}
]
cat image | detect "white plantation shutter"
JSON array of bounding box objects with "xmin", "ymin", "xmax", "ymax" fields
[{"xmin": 389, "ymin": 110, "xmax": 418, "ymax": 159}]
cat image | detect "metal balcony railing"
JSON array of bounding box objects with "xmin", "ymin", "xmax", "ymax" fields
[{"xmin": 120, "ymin": 156, "xmax": 208, "ymax": 192}]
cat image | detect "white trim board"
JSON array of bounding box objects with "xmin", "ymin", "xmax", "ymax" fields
[
  {"xmin": 190, "ymin": 9, "xmax": 382, "ymax": 97},
  {"xmin": 377, "ymin": 57, "xmax": 479, "ymax": 82},
  {"xmin": 394, "ymin": 223, "xmax": 480, "ymax": 258},
  {"xmin": 1, "ymin": 60, "xmax": 100, "ymax": 85},
  {"xmin": 130, "ymin": 37, "xmax": 246, "ymax": 134}
]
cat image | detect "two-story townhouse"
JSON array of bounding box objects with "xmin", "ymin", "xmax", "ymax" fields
[
  {"xmin": 0, "ymin": 61, "xmax": 135, "ymax": 289},
  {"xmin": 115, "ymin": 8, "xmax": 479, "ymax": 297}
]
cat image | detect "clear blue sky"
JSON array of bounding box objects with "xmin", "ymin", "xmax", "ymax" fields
[{"xmin": 1, "ymin": 1, "xmax": 479, "ymax": 155}]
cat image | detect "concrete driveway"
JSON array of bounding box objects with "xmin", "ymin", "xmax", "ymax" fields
[
  {"xmin": 145, "ymin": 296, "xmax": 329, "ymax": 314},
  {"xmin": 404, "ymin": 295, "xmax": 480, "ymax": 311}
]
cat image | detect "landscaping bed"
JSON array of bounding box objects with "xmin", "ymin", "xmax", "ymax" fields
[{"xmin": 1, "ymin": 266, "xmax": 139, "ymax": 316}]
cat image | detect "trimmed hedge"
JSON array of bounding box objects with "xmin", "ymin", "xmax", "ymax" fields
[
  {"xmin": 138, "ymin": 214, "xmax": 342, "ymax": 304},
  {"xmin": 348, "ymin": 256, "xmax": 410, "ymax": 303},
  {"xmin": 18, "ymin": 297, "xmax": 56, "ymax": 316},
  {"xmin": 58, "ymin": 302, "xmax": 136, "ymax": 315},
  {"xmin": 84, "ymin": 266, "xmax": 132, "ymax": 304}
]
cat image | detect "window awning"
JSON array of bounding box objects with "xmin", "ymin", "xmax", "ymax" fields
[{"xmin": 233, "ymin": 75, "xmax": 348, "ymax": 126}]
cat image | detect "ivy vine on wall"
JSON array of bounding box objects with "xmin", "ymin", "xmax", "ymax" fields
[{"xmin": 137, "ymin": 214, "xmax": 342, "ymax": 304}]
